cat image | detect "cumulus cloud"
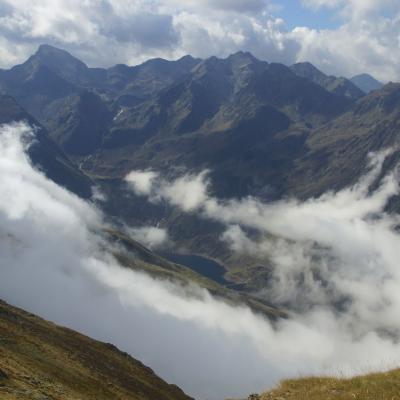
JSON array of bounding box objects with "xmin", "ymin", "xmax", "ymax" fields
[
  {"xmin": 91, "ymin": 185, "xmax": 107, "ymax": 202},
  {"xmin": 0, "ymin": 0, "xmax": 398, "ymax": 81},
  {"xmin": 0, "ymin": 0, "xmax": 180, "ymax": 67},
  {"xmin": 159, "ymin": 172, "xmax": 210, "ymax": 212},
  {"xmin": 126, "ymin": 149, "xmax": 400, "ymax": 364},
  {"xmin": 296, "ymin": 0, "xmax": 400, "ymax": 81},
  {"xmin": 4, "ymin": 122, "xmax": 400, "ymax": 400},
  {"xmin": 292, "ymin": 15, "xmax": 400, "ymax": 81},
  {"xmin": 125, "ymin": 170, "xmax": 158, "ymax": 196},
  {"xmin": 0, "ymin": 0, "xmax": 299, "ymax": 68},
  {"xmin": 128, "ymin": 226, "xmax": 169, "ymax": 249},
  {"xmin": 0, "ymin": 121, "xmax": 331, "ymax": 399},
  {"xmin": 126, "ymin": 170, "xmax": 209, "ymax": 211}
]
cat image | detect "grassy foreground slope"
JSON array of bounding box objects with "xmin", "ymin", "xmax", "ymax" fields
[
  {"xmin": 0, "ymin": 300, "xmax": 193, "ymax": 400},
  {"xmin": 259, "ymin": 370, "xmax": 400, "ymax": 400}
]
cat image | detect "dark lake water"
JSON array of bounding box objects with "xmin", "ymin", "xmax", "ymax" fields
[{"xmin": 160, "ymin": 253, "xmax": 232, "ymax": 286}]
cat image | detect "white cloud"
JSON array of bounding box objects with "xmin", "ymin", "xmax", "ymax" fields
[
  {"xmin": 126, "ymin": 170, "xmax": 210, "ymax": 211},
  {"xmin": 0, "ymin": 0, "xmax": 180, "ymax": 67},
  {"xmin": 4, "ymin": 122, "xmax": 400, "ymax": 400},
  {"xmin": 128, "ymin": 226, "xmax": 169, "ymax": 249},
  {"xmin": 0, "ymin": 122, "xmax": 326, "ymax": 399},
  {"xmin": 291, "ymin": 15, "xmax": 400, "ymax": 81},
  {"xmin": 296, "ymin": 0, "xmax": 400, "ymax": 81},
  {"xmin": 160, "ymin": 171, "xmax": 210, "ymax": 212},
  {"xmin": 91, "ymin": 185, "xmax": 107, "ymax": 202},
  {"xmin": 0, "ymin": 0, "xmax": 299, "ymax": 68},
  {"xmin": 125, "ymin": 170, "xmax": 158, "ymax": 196},
  {"xmin": 125, "ymin": 148, "xmax": 400, "ymax": 348},
  {"xmin": 0, "ymin": 0, "xmax": 398, "ymax": 81}
]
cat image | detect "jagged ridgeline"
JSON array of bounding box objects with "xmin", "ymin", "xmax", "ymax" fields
[{"xmin": 0, "ymin": 44, "xmax": 393, "ymax": 202}]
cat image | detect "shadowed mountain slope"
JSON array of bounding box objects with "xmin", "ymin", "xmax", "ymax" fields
[
  {"xmin": 290, "ymin": 62, "xmax": 364, "ymax": 100},
  {"xmin": 286, "ymin": 82, "xmax": 400, "ymax": 199},
  {"xmin": 68, "ymin": 51, "xmax": 355, "ymax": 198},
  {"xmin": 0, "ymin": 95, "xmax": 93, "ymax": 198},
  {"xmin": 95, "ymin": 81, "xmax": 400, "ymax": 290},
  {"xmin": 0, "ymin": 47, "xmax": 361, "ymax": 197}
]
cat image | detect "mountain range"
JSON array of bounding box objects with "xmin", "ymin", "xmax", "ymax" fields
[
  {"xmin": 0, "ymin": 45, "xmax": 390, "ymax": 196},
  {"xmin": 1, "ymin": 44, "xmax": 400, "ymax": 400},
  {"xmin": 1, "ymin": 44, "xmax": 399, "ymax": 292}
]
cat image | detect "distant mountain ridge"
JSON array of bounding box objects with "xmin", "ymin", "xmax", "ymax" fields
[
  {"xmin": 290, "ymin": 61, "xmax": 365, "ymax": 100},
  {"xmin": 0, "ymin": 44, "xmax": 200, "ymax": 107},
  {"xmin": 351, "ymin": 73, "xmax": 384, "ymax": 93}
]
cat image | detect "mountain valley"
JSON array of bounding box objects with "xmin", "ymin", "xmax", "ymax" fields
[
  {"xmin": 1, "ymin": 44, "xmax": 400, "ymax": 400},
  {"xmin": 2, "ymin": 45, "xmax": 400, "ymax": 293}
]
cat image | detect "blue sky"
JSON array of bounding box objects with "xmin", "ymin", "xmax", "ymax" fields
[{"xmin": 273, "ymin": 0, "xmax": 342, "ymax": 30}]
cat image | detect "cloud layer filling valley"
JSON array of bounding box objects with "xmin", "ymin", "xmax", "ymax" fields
[{"xmin": 2, "ymin": 122, "xmax": 400, "ymax": 399}]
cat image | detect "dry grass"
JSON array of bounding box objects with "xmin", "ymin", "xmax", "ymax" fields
[{"xmin": 260, "ymin": 370, "xmax": 400, "ymax": 400}]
